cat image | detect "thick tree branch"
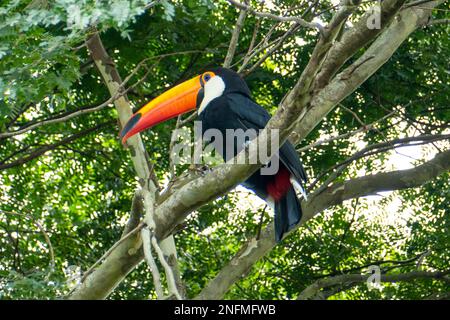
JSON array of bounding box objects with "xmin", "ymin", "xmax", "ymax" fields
[
  {"xmin": 150, "ymin": 0, "xmax": 396, "ymax": 241},
  {"xmin": 121, "ymin": 191, "xmax": 144, "ymax": 237},
  {"xmin": 307, "ymin": 149, "xmax": 449, "ymax": 213},
  {"xmin": 296, "ymin": 110, "xmax": 396, "ymax": 153},
  {"xmin": 427, "ymin": 18, "xmax": 449, "ymax": 25},
  {"xmin": 0, "ymin": 99, "xmax": 114, "ymax": 139},
  {"xmin": 68, "ymin": 32, "xmax": 179, "ymax": 300},
  {"xmin": 297, "ymin": 270, "xmax": 450, "ymax": 300},
  {"xmin": 290, "ymin": 0, "xmax": 440, "ymax": 143},
  {"xmin": 309, "ymin": 133, "xmax": 450, "ymax": 193},
  {"xmin": 84, "ymin": 31, "xmax": 156, "ymax": 190},
  {"xmin": 195, "ymin": 149, "xmax": 450, "ymax": 299},
  {"xmin": 312, "ymin": 0, "xmax": 406, "ymax": 91},
  {"xmin": 68, "ymin": 223, "xmax": 144, "ymax": 300},
  {"xmin": 240, "ymin": 23, "xmax": 301, "ymax": 75}
]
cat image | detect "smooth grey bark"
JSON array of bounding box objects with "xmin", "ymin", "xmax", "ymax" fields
[
  {"xmin": 195, "ymin": 150, "xmax": 450, "ymax": 299},
  {"xmin": 297, "ymin": 270, "xmax": 450, "ymax": 300},
  {"xmin": 69, "ymin": 33, "xmax": 179, "ymax": 300},
  {"xmin": 68, "ymin": 191, "xmax": 145, "ymax": 300},
  {"xmin": 68, "ymin": 0, "xmax": 444, "ymax": 300}
]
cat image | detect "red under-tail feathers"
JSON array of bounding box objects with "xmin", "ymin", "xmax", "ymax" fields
[{"xmin": 266, "ymin": 165, "xmax": 292, "ymax": 201}]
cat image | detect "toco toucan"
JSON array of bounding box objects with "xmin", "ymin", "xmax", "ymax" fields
[{"xmin": 120, "ymin": 67, "xmax": 307, "ymax": 241}]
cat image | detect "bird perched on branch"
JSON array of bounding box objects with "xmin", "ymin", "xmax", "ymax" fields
[{"xmin": 120, "ymin": 67, "xmax": 307, "ymax": 241}]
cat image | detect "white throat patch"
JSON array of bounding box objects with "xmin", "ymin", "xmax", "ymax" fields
[{"xmin": 198, "ymin": 75, "xmax": 225, "ymax": 114}]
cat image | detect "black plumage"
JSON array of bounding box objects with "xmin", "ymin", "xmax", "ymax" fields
[{"xmin": 198, "ymin": 68, "xmax": 307, "ymax": 241}]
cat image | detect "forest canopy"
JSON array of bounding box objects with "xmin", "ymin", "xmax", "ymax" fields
[{"xmin": 0, "ymin": 0, "xmax": 448, "ymax": 300}]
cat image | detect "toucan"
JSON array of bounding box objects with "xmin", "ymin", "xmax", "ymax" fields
[{"xmin": 120, "ymin": 67, "xmax": 307, "ymax": 241}]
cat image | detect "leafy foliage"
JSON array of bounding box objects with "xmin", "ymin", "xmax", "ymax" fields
[{"xmin": 0, "ymin": 0, "xmax": 448, "ymax": 300}]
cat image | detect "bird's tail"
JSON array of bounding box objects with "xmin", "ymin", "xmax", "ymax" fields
[{"xmin": 274, "ymin": 187, "xmax": 302, "ymax": 242}]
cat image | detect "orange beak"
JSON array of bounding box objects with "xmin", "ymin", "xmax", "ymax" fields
[{"xmin": 120, "ymin": 74, "xmax": 206, "ymax": 144}]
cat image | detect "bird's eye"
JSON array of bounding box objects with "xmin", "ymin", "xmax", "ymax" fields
[{"xmin": 204, "ymin": 73, "xmax": 211, "ymax": 82}]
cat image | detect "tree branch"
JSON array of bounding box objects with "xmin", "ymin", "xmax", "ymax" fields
[
  {"xmin": 67, "ymin": 0, "xmax": 442, "ymax": 300},
  {"xmin": 427, "ymin": 18, "xmax": 449, "ymax": 25},
  {"xmin": 290, "ymin": 0, "xmax": 440, "ymax": 143},
  {"xmin": 227, "ymin": 0, "xmax": 324, "ymax": 33},
  {"xmin": 195, "ymin": 149, "xmax": 450, "ymax": 299},
  {"xmin": 0, "ymin": 100, "xmax": 114, "ymax": 139},
  {"xmin": 312, "ymin": 0, "xmax": 406, "ymax": 91},
  {"xmin": 0, "ymin": 50, "xmax": 201, "ymax": 140},
  {"xmin": 68, "ymin": 32, "xmax": 179, "ymax": 300},
  {"xmin": 296, "ymin": 110, "xmax": 396, "ymax": 153},
  {"xmin": 150, "ymin": 0, "xmax": 396, "ymax": 242},
  {"xmin": 68, "ymin": 222, "xmax": 144, "ymax": 300},
  {"xmin": 121, "ymin": 190, "xmax": 144, "ymax": 237},
  {"xmin": 223, "ymin": 2, "xmax": 248, "ymax": 68},
  {"xmin": 308, "ymin": 133, "xmax": 450, "ymax": 193},
  {"xmin": 297, "ymin": 270, "xmax": 450, "ymax": 300},
  {"xmin": 0, "ymin": 121, "xmax": 113, "ymax": 171},
  {"xmin": 240, "ymin": 23, "xmax": 301, "ymax": 75}
]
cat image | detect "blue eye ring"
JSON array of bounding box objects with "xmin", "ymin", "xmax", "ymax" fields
[{"xmin": 204, "ymin": 73, "xmax": 211, "ymax": 82}]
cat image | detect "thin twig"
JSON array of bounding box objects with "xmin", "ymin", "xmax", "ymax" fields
[
  {"xmin": 0, "ymin": 122, "xmax": 113, "ymax": 171},
  {"xmin": 1, "ymin": 210, "xmax": 55, "ymax": 280},
  {"xmin": 151, "ymin": 236, "xmax": 182, "ymax": 300},
  {"xmin": 427, "ymin": 18, "xmax": 449, "ymax": 25},
  {"xmin": 142, "ymin": 227, "xmax": 164, "ymax": 298},
  {"xmin": 144, "ymin": 0, "xmax": 163, "ymax": 10},
  {"xmin": 241, "ymin": 19, "xmax": 260, "ymax": 68},
  {"xmin": 223, "ymin": 2, "xmax": 248, "ymax": 68},
  {"xmin": 296, "ymin": 110, "xmax": 396, "ymax": 153},
  {"xmin": 79, "ymin": 222, "xmax": 145, "ymax": 284},
  {"xmin": 0, "ymin": 99, "xmax": 115, "ymax": 139},
  {"xmin": 179, "ymin": 111, "xmax": 197, "ymax": 126},
  {"xmin": 227, "ymin": 0, "xmax": 324, "ymax": 34},
  {"xmin": 309, "ymin": 133, "xmax": 450, "ymax": 194},
  {"xmin": 241, "ymin": 23, "xmax": 301, "ymax": 75}
]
